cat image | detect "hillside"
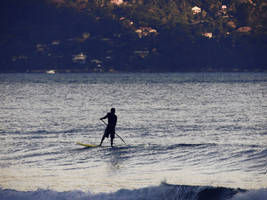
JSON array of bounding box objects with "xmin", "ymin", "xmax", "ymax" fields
[{"xmin": 0, "ymin": 0, "xmax": 266, "ymax": 72}]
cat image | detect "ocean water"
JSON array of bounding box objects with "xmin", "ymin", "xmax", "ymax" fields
[{"xmin": 0, "ymin": 73, "xmax": 266, "ymax": 200}]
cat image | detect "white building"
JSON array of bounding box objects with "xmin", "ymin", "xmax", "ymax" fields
[
  {"xmin": 135, "ymin": 27, "xmax": 158, "ymax": 38},
  {"xmin": 110, "ymin": 0, "xmax": 123, "ymax": 6},
  {"xmin": 192, "ymin": 6, "xmax": 201, "ymax": 15},
  {"xmin": 202, "ymin": 32, "xmax": 213, "ymax": 39},
  {"xmin": 72, "ymin": 53, "xmax": 87, "ymax": 64},
  {"xmin": 46, "ymin": 70, "xmax": 56, "ymax": 74},
  {"xmin": 222, "ymin": 5, "xmax": 227, "ymax": 10}
]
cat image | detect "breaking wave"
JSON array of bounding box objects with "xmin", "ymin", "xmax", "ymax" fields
[{"xmin": 1, "ymin": 183, "xmax": 266, "ymax": 200}]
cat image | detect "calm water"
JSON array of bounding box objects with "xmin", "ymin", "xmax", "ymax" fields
[{"xmin": 0, "ymin": 73, "xmax": 266, "ymax": 199}]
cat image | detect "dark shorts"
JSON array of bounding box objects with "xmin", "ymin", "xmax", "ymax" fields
[{"xmin": 104, "ymin": 127, "xmax": 115, "ymax": 139}]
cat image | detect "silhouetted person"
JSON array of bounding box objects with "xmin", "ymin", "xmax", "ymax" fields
[{"xmin": 100, "ymin": 108, "xmax": 117, "ymax": 147}]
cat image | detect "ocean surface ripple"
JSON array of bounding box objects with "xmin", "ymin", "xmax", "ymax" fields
[{"xmin": 0, "ymin": 73, "xmax": 266, "ymax": 199}]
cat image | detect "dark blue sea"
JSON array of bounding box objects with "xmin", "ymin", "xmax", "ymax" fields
[{"xmin": 0, "ymin": 73, "xmax": 266, "ymax": 200}]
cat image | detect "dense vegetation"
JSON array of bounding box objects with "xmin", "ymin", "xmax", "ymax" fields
[{"xmin": 0, "ymin": 0, "xmax": 266, "ymax": 72}]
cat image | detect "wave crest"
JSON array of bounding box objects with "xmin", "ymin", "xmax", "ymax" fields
[{"xmin": 1, "ymin": 184, "xmax": 266, "ymax": 200}]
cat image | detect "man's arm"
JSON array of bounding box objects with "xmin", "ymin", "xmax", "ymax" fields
[{"xmin": 100, "ymin": 113, "xmax": 108, "ymax": 120}]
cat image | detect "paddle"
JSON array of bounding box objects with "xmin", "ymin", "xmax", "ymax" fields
[{"xmin": 101, "ymin": 119, "xmax": 126, "ymax": 144}]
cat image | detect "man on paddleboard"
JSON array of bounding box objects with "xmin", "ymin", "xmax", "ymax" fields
[{"xmin": 100, "ymin": 108, "xmax": 117, "ymax": 147}]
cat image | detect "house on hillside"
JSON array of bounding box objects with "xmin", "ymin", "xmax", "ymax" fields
[
  {"xmin": 110, "ymin": 0, "xmax": 124, "ymax": 6},
  {"xmin": 135, "ymin": 27, "xmax": 157, "ymax": 38},
  {"xmin": 222, "ymin": 5, "xmax": 227, "ymax": 10},
  {"xmin": 120, "ymin": 17, "xmax": 134, "ymax": 27},
  {"xmin": 221, "ymin": 5, "xmax": 228, "ymax": 15},
  {"xmin": 36, "ymin": 44, "xmax": 47, "ymax": 52},
  {"xmin": 227, "ymin": 21, "xmax": 236, "ymax": 29},
  {"xmin": 46, "ymin": 70, "xmax": 56, "ymax": 74},
  {"xmin": 237, "ymin": 26, "xmax": 252, "ymax": 33},
  {"xmin": 202, "ymin": 32, "xmax": 213, "ymax": 39},
  {"xmin": 192, "ymin": 6, "xmax": 201, "ymax": 15},
  {"xmin": 72, "ymin": 53, "xmax": 86, "ymax": 64}
]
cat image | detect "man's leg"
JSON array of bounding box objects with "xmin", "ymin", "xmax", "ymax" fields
[
  {"xmin": 110, "ymin": 132, "xmax": 115, "ymax": 147},
  {"xmin": 100, "ymin": 129, "xmax": 107, "ymax": 146},
  {"xmin": 111, "ymin": 137, "xmax": 114, "ymax": 147},
  {"xmin": 99, "ymin": 135, "xmax": 105, "ymax": 146}
]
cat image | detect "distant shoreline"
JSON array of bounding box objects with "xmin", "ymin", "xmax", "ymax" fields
[{"xmin": 1, "ymin": 69, "xmax": 267, "ymax": 74}]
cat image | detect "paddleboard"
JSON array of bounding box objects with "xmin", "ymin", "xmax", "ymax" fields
[{"xmin": 76, "ymin": 142, "xmax": 99, "ymax": 148}]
